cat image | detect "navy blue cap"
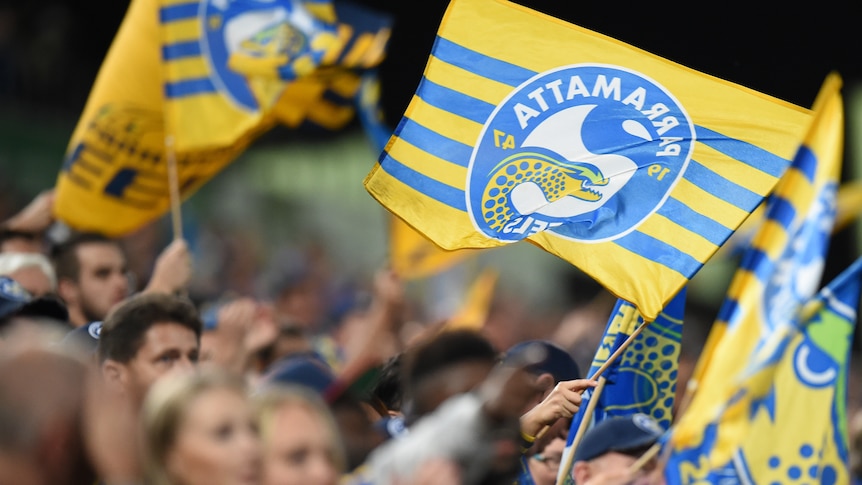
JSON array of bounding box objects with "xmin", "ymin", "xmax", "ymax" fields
[
  {"xmin": 0, "ymin": 276, "xmax": 33, "ymax": 320},
  {"xmin": 262, "ymin": 353, "xmax": 337, "ymax": 396},
  {"xmin": 573, "ymin": 414, "xmax": 664, "ymax": 462},
  {"xmin": 61, "ymin": 321, "xmax": 102, "ymax": 355},
  {"xmin": 504, "ymin": 340, "xmax": 581, "ymax": 383},
  {"xmin": 0, "ymin": 276, "xmax": 68, "ymax": 324}
]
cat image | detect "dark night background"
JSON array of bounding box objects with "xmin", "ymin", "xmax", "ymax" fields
[{"xmin": 0, "ymin": 1, "xmax": 859, "ymax": 123}]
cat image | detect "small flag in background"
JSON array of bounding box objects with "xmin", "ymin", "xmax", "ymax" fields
[
  {"xmin": 443, "ymin": 268, "xmax": 499, "ymax": 331},
  {"xmin": 161, "ymin": 0, "xmax": 340, "ymax": 151},
  {"xmin": 665, "ymin": 73, "xmax": 844, "ymax": 483},
  {"xmin": 274, "ymin": 0, "xmax": 393, "ymax": 132},
  {"xmin": 556, "ymin": 288, "xmax": 685, "ymax": 484},
  {"xmin": 55, "ymin": 0, "xmax": 390, "ymax": 237},
  {"xmin": 363, "ymin": 0, "xmax": 814, "ymax": 321}
]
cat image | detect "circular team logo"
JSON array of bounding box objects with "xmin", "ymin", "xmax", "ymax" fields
[
  {"xmin": 466, "ymin": 65, "xmax": 694, "ymax": 243},
  {"xmin": 202, "ymin": 0, "xmax": 337, "ymax": 111},
  {"xmin": 88, "ymin": 321, "xmax": 103, "ymax": 340}
]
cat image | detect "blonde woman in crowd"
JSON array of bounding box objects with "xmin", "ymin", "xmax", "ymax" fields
[
  {"xmin": 253, "ymin": 384, "xmax": 345, "ymax": 485},
  {"xmin": 141, "ymin": 369, "xmax": 261, "ymax": 485}
]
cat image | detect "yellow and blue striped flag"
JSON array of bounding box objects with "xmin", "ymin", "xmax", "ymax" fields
[
  {"xmin": 356, "ymin": 70, "xmax": 480, "ymax": 280},
  {"xmin": 666, "ymin": 256, "xmax": 860, "ymax": 484},
  {"xmin": 556, "ymin": 288, "xmax": 685, "ymax": 484},
  {"xmin": 728, "ymin": 255, "xmax": 860, "ymax": 484},
  {"xmin": 716, "ymin": 179, "xmax": 862, "ymax": 261},
  {"xmin": 55, "ymin": 0, "xmax": 270, "ymax": 235},
  {"xmin": 363, "ymin": 0, "xmax": 813, "ymax": 321},
  {"xmin": 665, "ymin": 73, "xmax": 844, "ymax": 482},
  {"xmin": 274, "ymin": 1, "xmax": 393, "ymax": 132},
  {"xmin": 54, "ymin": 0, "xmax": 387, "ymax": 236},
  {"xmin": 160, "ymin": 0, "xmax": 339, "ymax": 151}
]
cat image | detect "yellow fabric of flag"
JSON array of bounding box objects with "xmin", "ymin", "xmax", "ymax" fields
[
  {"xmin": 443, "ymin": 268, "xmax": 499, "ymax": 331},
  {"xmin": 54, "ymin": 0, "xmax": 266, "ymax": 236},
  {"xmin": 54, "ymin": 0, "xmax": 389, "ymax": 236},
  {"xmin": 363, "ymin": 0, "xmax": 813, "ymax": 321},
  {"xmin": 665, "ymin": 73, "xmax": 844, "ymax": 482},
  {"xmin": 389, "ymin": 216, "xmax": 477, "ymax": 280}
]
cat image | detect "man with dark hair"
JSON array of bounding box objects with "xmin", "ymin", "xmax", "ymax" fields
[
  {"xmin": 52, "ymin": 232, "xmax": 192, "ymax": 328},
  {"xmin": 98, "ymin": 292, "xmax": 202, "ymax": 405},
  {"xmin": 402, "ymin": 329, "xmax": 499, "ymax": 424},
  {"xmin": 372, "ymin": 353, "xmax": 405, "ymax": 413},
  {"xmin": 0, "ymin": 229, "xmax": 44, "ymax": 254},
  {"xmin": 52, "ymin": 232, "xmax": 131, "ymax": 328}
]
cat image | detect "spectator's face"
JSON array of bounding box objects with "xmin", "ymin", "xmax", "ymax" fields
[
  {"xmin": 166, "ymin": 387, "xmax": 261, "ymax": 485},
  {"xmin": 73, "ymin": 243, "xmax": 129, "ymax": 321},
  {"xmin": 122, "ymin": 322, "xmax": 199, "ymax": 404},
  {"xmin": 574, "ymin": 451, "xmax": 658, "ymax": 485},
  {"xmin": 528, "ymin": 437, "xmax": 566, "ymax": 485},
  {"xmin": 9, "ymin": 266, "xmax": 53, "ymax": 297},
  {"xmin": 261, "ymin": 403, "xmax": 340, "ymax": 485}
]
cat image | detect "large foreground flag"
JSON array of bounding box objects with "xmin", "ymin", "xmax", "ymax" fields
[
  {"xmin": 363, "ymin": 0, "xmax": 813, "ymax": 320},
  {"xmin": 355, "ymin": 66, "xmax": 478, "ymax": 279},
  {"xmin": 557, "ymin": 288, "xmax": 685, "ymax": 483},
  {"xmin": 665, "ymin": 73, "xmax": 844, "ymax": 482}
]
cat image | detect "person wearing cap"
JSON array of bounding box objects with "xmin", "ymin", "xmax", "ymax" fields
[
  {"xmin": 0, "ymin": 251, "xmax": 57, "ymax": 297},
  {"xmin": 261, "ymin": 353, "xmax": 387, "ymax": 473},
  {"xmin": 503, "ymin": 340, "xmax": 595, "ymax": 485},
  {"xmin": 571, "ymin": 414, "xmax": 664, "ymax": 485},
  {"xmin": 0, "ymin": 276, "xmax": 69, "ymax": 336},
  {"xmin": 51, "ymin": 232, "xmax": 192, "ymax": 329}
]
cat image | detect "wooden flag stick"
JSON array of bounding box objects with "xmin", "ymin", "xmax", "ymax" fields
[
  {"xmin": 627, "ymin": 441, "xmax": 662, "ymax": 474},
  {"xmin": 553, "ymin": 316, "xmax": 652, "ymax": 484},
  {"xmin": 165, "ymin": 135, "xmax": 183, "ymax": 241},
  {"xmin": 536, "ymin": 317, "xmax": 652, "ymax": 440},
  {"xmin": 554, "ymin": 376, "xmax": 606, "ymax": 483}
]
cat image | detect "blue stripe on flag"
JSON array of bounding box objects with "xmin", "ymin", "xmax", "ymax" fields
[
  {"xmin": 695, "ymin": 126, "xmax": 790, "ymax": 178},
  {"xmin": 379, "ymin": 155, "xmax": 467, "ymax": 211},
  {"xmin": 738, "ymin": 248, "xmax": 775, "ymax": 283},
  {"xmin": 614, "ymin": 231, "xmax": 702, "ymax": 277},
  {"xmin": 159, "ymin": 3, "xmax": 198, "ymax": 22},
  {"xmin": 162, "ymin": 41, "xmax": 202, "ymax": 60},
  {"xmin": 792, "ymin": 146, "xmax": 818, "ymax": 183},
  {"xmin": 433, "ymin": 37, "xmax": 537, "ymax": 87},
  {"xmin": 657, "ymin": 198, "xmax": 732, "ymax": 247},
  {"xmin": 716, "ymin": 298, "xmax": 739, "ymax": 324},
  {"xmin": 164, "ymin": 78, "xmax": 216, "ymax": 98},
  {"xmin": 683, "ymin": 160, "xmax": 761, "ymax": 211},
  {"xmin": 418, "ymin": 78, "xmax": 496, "ymax": 126},
  {"xmin": 764, "ymin": 196, "xmax": 797, "ymax": 231},
  {"xmin": 396, "ymin": 118, "xmax": 474, "ymax": 167}
]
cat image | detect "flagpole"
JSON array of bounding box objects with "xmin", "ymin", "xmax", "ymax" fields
[
  {"xmin": 554, "ymin": 376, "xmax": 606, "ymax": 482},
  {"xmin": 538, "ymin": 315, "xmax": 651, "ymax": 440},
  {"xmin": 627, "ymin": 441, "xmax": 662, "ymax": 474},
  {"xmin": 164, "ymin": 135, "xmax": 183, "ymax": 241},
  {"xmin": 554, "ymin": 316, "xmax": 652, "ymax": 483}
]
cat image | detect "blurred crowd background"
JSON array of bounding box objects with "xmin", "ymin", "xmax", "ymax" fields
[{"xmin": 0, "ymin": 0, "xmax": 861, "ymax": 392}]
